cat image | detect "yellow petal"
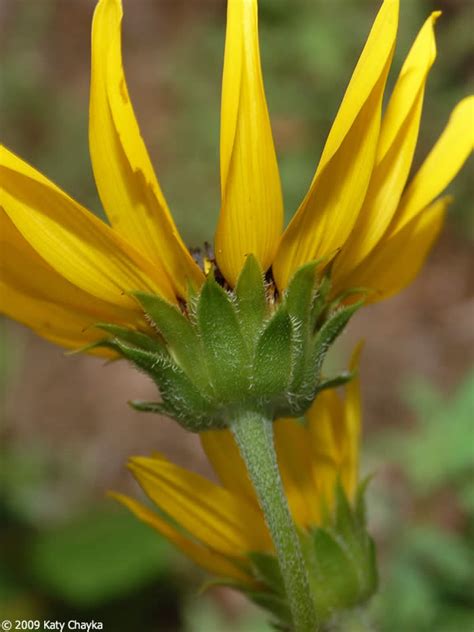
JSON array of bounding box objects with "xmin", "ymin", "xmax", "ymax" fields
[
  {"xmin": 306, "ymin": 390, "xmax": 343, "ymax": 512},
  {"xmin": 0, "ymin": 210, "xmax": 141, "ymax": 355},
  {"xmin": 341, "ymin": 197, "xmax": 449, "ymax": 302},
  {"xmin": 128, "ymin": 454, "xmax": 272, "ymax": 558},
  {"xmin": 341, "ymin": 343, "xmax": 363, "ymax": 499},
  {"xmin": 215, "ymin": 0, "xmax": 283, "ymax": 286},
  {"xmin": 200, "ymin": 429, "xmax": 259, "ymax": 508},
  {"xmin": 334, "ymin": 12, "xmax": 439, "ymax": 280},
  {"xmin": 274, "ymin": 0, "xmax": 399, "ymax": 290},
  {"xmin": 392, "ymin": 96, "xmax": 474, "ymax": 232},
  {"xmin": 111, "ymin": 493, "xmax": 254, "ymax": 585},
  {"xmin": 90, "ymin": 0, "xmax": 204, "ymax": 298},
  {"xmin": 273, "ymin": 418, "xmax": 320, "ymax": 529},
  {"xmin": 0, "ymin": 146, "xmax": 176, "ymax": 307},
  {"xmin": 1, "ymin": 284, "xmax": 113, "ymax": 358}
]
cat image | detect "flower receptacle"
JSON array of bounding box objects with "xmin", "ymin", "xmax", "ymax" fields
[{"xmin": 97, "ymin": 256, "xmax": 362, "ymax": 432}]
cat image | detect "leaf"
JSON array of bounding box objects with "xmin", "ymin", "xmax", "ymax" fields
[
  {"xmin": 97, "ymin": 323, "xmax": 164, "ymax": 352},
  {"xmin": 312, "ymin": 527, "xmax": 360, "ymax": 615},
  {"xmin": 314, "ymin": 371, "xmax": 354, "ymax": 394},
  {"xmin": 310, "ymin": 274, "xmax": 332, "ymax": 330},
  {"xmin": 246, "ymin": 590, "xmax": 293, "ymax": 627},
  {"xmin": 134, "ymin": 291, "xmax": 208, "ymax": 391},
  {"xmin": 284, "ymin": 261, "xmax": 318, "ymax": 391},
  {"xmin": 197, "ymin": 275, "xmax": 249, "ymax": 402},
  {"xmin": 103, "ymin": 339, "xmax": 216, "ymax": 431},
  {"xmin": 30, "ymin": 505, "xmax": 170, "ymax": 606},
  {"xmin": 248, "ymin": 551, "xmax": 285, "ymax": 596},
  {"xmin": 129, "ymin": 400, "xmax": 167, "ymax": 414},
  {"xmin": 284, "ymin": 261, "xmax": 318, "ymax": 325},
  {"xmin": 312, "ymin": 301, "xmax": 362, "ymax": 370},
  {"xmin": 235, "ymin": 254, "xmax": 267, "ymax": 350},
  {"xmin": 252, "ymin": 307, "xmax": 293, "ymax": 399}
]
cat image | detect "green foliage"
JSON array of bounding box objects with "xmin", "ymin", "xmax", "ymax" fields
[
  {"xmin": 307, "ymin": 483, "xmax": 377, "ymax": 623},
  {"xmin": 197, "ymin": 274, "xmax": 250, "ymax": 399},
  {"xmin": 0, "ymin": 443, "xmax": 181, "ymax": 630},
  {"xmin": 134, "ymin": 292, "xmax": 210, "ymax": 391},
  {"xmin": 235, "ymin": 255, "xmax": 268, "ymax": 348},
  {"xmin": 235, "ymin": 483, "xmax": 377, "ymax": 629},
  {"xmin": 1, "ymin": 0, "xmax": 472, "ymax": 628},
  {"xmin": 369, "ymin": 372, "xmax": 474, "ymax": 631},
  {"xmin": 99, "ymin": 262, "xmax": 359, "ymax": 431},
  {"xmin": 29, "ymin": 504, "xmax": 170, "ymax": 607},
  {"xmin": 400, "ymin": 371, "xmax": 474, "ymax": 493},
  {"xmin": 252, "ymin": 307, "xmax": 293, "ymax": 398}
]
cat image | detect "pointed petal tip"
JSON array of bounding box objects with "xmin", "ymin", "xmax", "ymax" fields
[
  {"xmin": 273, "ymin": 0, "xmax": 399, "ymax": 290},
  {"xmin": 393, "ymin": 96, "xmax": 473, "ymax": 231},
  {"xmin": 350, "ymin": 340, "xmax": 365, "ymax": 372},
  {"xmin": 454, "ymin": 95, "xmax": 474, "ymax": 146},
  {"xmin": 90, "ymin": 0, "xmax": 203, "ymax": 298},
  {"xmin": 217, "ymin": 0, "xmax": 283, "ymax": 286}
]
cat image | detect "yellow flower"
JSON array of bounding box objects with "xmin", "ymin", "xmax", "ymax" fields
[
  {"xmin": 112, "ymin": 346, "xmax": 362, "ymax": 589},
  {"xmin": 1, "ymin": 0, "xmax": 472, "ymax": 353}
]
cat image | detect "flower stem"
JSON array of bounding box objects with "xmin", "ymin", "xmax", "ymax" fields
[{"xmin": 231, "ymin": 411, "xmax": 319, "ymax": 632}]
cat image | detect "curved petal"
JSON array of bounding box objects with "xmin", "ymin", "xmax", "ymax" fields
[
  {"xmin": 200, "ymin": 429, "xmax": 258, "ymax": 508},
  {"xmin": 339, "ymin": 197, "xmax": 449, "ymax": 302},
  {"xmin": 111, "ymin": 493, "xmax": 254, "ymax": 585},
  {"xmin": 0, "ymin": 146, "xmax": 176, "ymax": 307},
  {"xmin": 306, "ymin": 389, "xmax": 344, "ymax": 513},
  {"xmin": 274, "ymin": 0, "xmax": 399, "ymax": 290},
  {"xmin": 215, "ymin": 0, "xmax": 283, "ymax": 287},
  {"xmin": 273, "ymin": 418, "xmax": 320, "ymax": 529},
  {"xmin": 392, "ymin": 96, "xmax": 474, "ymax": 232},
  {"xmin": 341, "ymin": 343, "xmax": 363, "ymax": 499},
  {"xmin": 0, "ymin": 210, "xmax": 142, "ymax": 355},
  {"xmin": 128, "ymin": 454, "xmax": 272, "ymax": 558},
  {"xmin": 90, "ymin": 0, "xmax": 204, "ymax": 298},
  {"xmin": 1, "ymin": 289, "xmax": 114, "ymax": 358},
  {"xmin": 334, "ymin": 12, "xmax": 439, "ymax": 281}
]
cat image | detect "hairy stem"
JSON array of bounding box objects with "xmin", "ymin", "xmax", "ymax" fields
[{"xmin": 231, "ymin": 411, "xmax": 318, "ymax": 632}]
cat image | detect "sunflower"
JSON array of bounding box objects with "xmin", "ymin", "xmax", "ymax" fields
[
  {"xmin": 3, "ymin": 2, "xmax": 471, "ymax": 627},
  {"xmin": 113, "ymin": 347, "xmax": 372, "ymax": 625},
  {"xmin": 1, "ymin": 0, "xmax": 472, "ymax": 356}
]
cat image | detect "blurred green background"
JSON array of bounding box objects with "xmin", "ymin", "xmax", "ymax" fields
[{"xmin": 1, "ymin": 0, "xmax": 473, "ymax": 630}]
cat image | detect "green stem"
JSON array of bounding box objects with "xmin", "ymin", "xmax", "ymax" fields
[{"xmin": 231, "ymin": 411, "xmax": 319, "ymax": 632}]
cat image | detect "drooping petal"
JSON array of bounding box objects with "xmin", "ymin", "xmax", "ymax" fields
[
  {"xmin": 0, "ymin": 146, "xmax": 176, "ymax": 307},
  {"xmin": 200, "ymin": 429, "xmax": 259, "ymax": 508},
  {"xmin": 90, "ymin": 0, "xmax": 204, "ymax": 298},
  {"xmin": 215, "ymin": 0, "xmax": 283, "ymax": 287},
  {"xmin": 391, "ymin": 96, "xmax": 474, "ymax": 232},
  {"xmin": 307, "ymin": 389, "xmax": 344, "ymax": 513},
  {"xmin": 334, "ymin": 12, "xmax": 439, "ymax": 280},
  {"xmin": 128, "ymin": 454, "xmax": 272, "ymax": 558},
  {"xmin": 341, "ymin": 343, "xmax": 363, "ymax": 499},
  {"xmin": 0, "ymin": 210, "xmax": 142, "ymax": 355},
  {"xmin": 111, "ymin": 493, "xmax": 255, "ymax": 585},
  {"xmin": 274, "ymin": 0, "xmax": 399, "ymax": 290},
  {"xmin": 339, "ymin": 197, "xmax": 449, "ymax": 302},
  {"xmin": 273, "ymin": 418, "xmax": 320, "ymax": 529}
]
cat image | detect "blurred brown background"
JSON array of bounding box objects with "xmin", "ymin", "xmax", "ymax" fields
[{"xmin": 1, "ymin": 1, "xmax": 473, "ymax": 630}]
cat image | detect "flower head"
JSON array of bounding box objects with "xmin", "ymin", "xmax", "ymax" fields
[
  {"xmin": 113, "ymin": 346, "xmax": 373, "ymax": 623},
  {"xmin": 1, "ymin": 0, "xmax": 471, "ymax": 353},
  {"xmin": 1, "ymin": 0, "xmax": 473, "ymax": 433}
]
